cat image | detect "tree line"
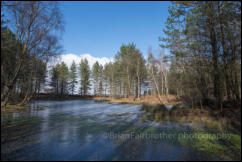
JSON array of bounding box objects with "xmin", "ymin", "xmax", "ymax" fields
[
  {"xmin": 48, "ymin": 43, "xmax": 148, "ymax": 99},
  {"xmin": 49, "ymin": 59, "xmax": 91, "ymax": 97},
  {"xmin": 1, "ymin": 1, "xmax": 241, "ymax": 111}
]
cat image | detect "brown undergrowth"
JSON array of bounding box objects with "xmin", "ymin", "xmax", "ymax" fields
[{"xmin": 93, "ymin": 95, "xmax": 181, "ymax": 105}]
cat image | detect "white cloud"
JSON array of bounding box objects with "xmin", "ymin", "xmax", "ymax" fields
[{"xmin": 60, "ymin": 53, "xmax": 113, "ymax": 68}]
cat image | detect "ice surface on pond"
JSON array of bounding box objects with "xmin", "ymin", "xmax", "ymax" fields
[
  {"xmin": 1, "ymin": 100, "xmax": 212, "ymax": 161},
  {"xmin": 28, "ymin": 100, "xmax": 142, "ymax": 124}
]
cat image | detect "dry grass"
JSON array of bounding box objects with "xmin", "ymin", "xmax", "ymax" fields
[
  {"xmin": 141, "ymin": 103, "xmax": 240, "ymax": 132},
  {"xmin": 93, "ymin": 95, "xmax": 181, "ymax": 105},
  {"xmin": 1, "ymin": 102, "xmax": 31, "ymax": 112}
]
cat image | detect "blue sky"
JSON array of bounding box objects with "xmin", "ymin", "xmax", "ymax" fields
[{"xmin": 59, "ymin": 1, "xmax": 171, "ymax": 58}]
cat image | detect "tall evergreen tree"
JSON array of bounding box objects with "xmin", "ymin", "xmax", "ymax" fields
[
  {"xmin": 50, "ymin": 62, "xmax": 69, "ymax": 97},
  {"xmin": 58, "ymin": 62, "xmax": 69, "ymax": 97},
  {"xmin": 98, "ymin": 64, "xmax": 103, "ymax": 96},
  {"xmin": 92, "ymin": 61, "xmax": 100, "ymax": 96},
  {"xmin": 79, "ymin": 58, "xmax": 91, "ymax": 95},
  {"xmin": 69, "ymin": 61, "xmax": 77, "ymax": 95},
  {"xmin": 50, "ymin": 64, "xmax": 60, "ymax": 95}
]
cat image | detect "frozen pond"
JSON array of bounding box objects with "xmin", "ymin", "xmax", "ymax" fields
[{"xmin": 1, "ymin": 100, "xmax": 214, "ymax": 161}]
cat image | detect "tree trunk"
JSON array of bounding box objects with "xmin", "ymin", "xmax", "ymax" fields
[
  {"xmin": 18, "ymin": 69, "xmax": 35, "ymax": 106},
  {"xmin": 151, "ymin": 65, "xmax": 162, "ymax": 104},
  {"xmin": 208, "ymin": 2, "xmax": 222, "ymax": 109}
]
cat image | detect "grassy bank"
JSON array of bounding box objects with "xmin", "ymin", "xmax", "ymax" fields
[
  {"xmin": 140, "ymin": 103, "xmax": 241, "ymax": 133},
  {"xmin": 178, "ymin": 131, "xmax": 241, "ymax": 160},
  {"xmin": 1, "ymin": 102, "xmax": 31, "ymax": 113},
  {"xmin": 93, "ymin": 95, "xmax": 180, "ymax": 105},
  {"xmin": 94, "ymin": 95, "xmax": 241, "ymax": 132}
]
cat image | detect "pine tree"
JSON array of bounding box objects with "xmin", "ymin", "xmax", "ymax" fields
[
  {"xmin": 50, "ymin": 62, "xmax": 69, "ymax": 97},
  {"xmin": 50, "ymin": 64, "xmax": 60, "ymax": 95},
  {"xmin": 79, "ymin": 58, "xmax": 91, "ymax": 95},
  {"xmin": 58, "ymin": 62, "xmax": 69, "ymax": 97},
  {"xmin": 98, "ymin": 64, "xmax": 103, "ymax": 96},
  {"xmin": 159, "ymin": 1, "xmax": 187, "ymax": 98},
  {"xmin": 92, "ymin": 61, "xmax": 100, "ymax": 96},
  {"xmin": 69, "ymin": 61, "xmax": 77, "ymax": 95}
]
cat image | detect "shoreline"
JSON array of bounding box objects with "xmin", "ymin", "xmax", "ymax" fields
[
  {"xmin": 31, "ymin": 93, "xmax": 180, "ymax": 105},
  {"xmin": 2, "ymin": 95, "xmax": 241, "ymax": 132},
  {"xmin": 1, "ymin": 103, "xmax": 31, "ymax": 113}
]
